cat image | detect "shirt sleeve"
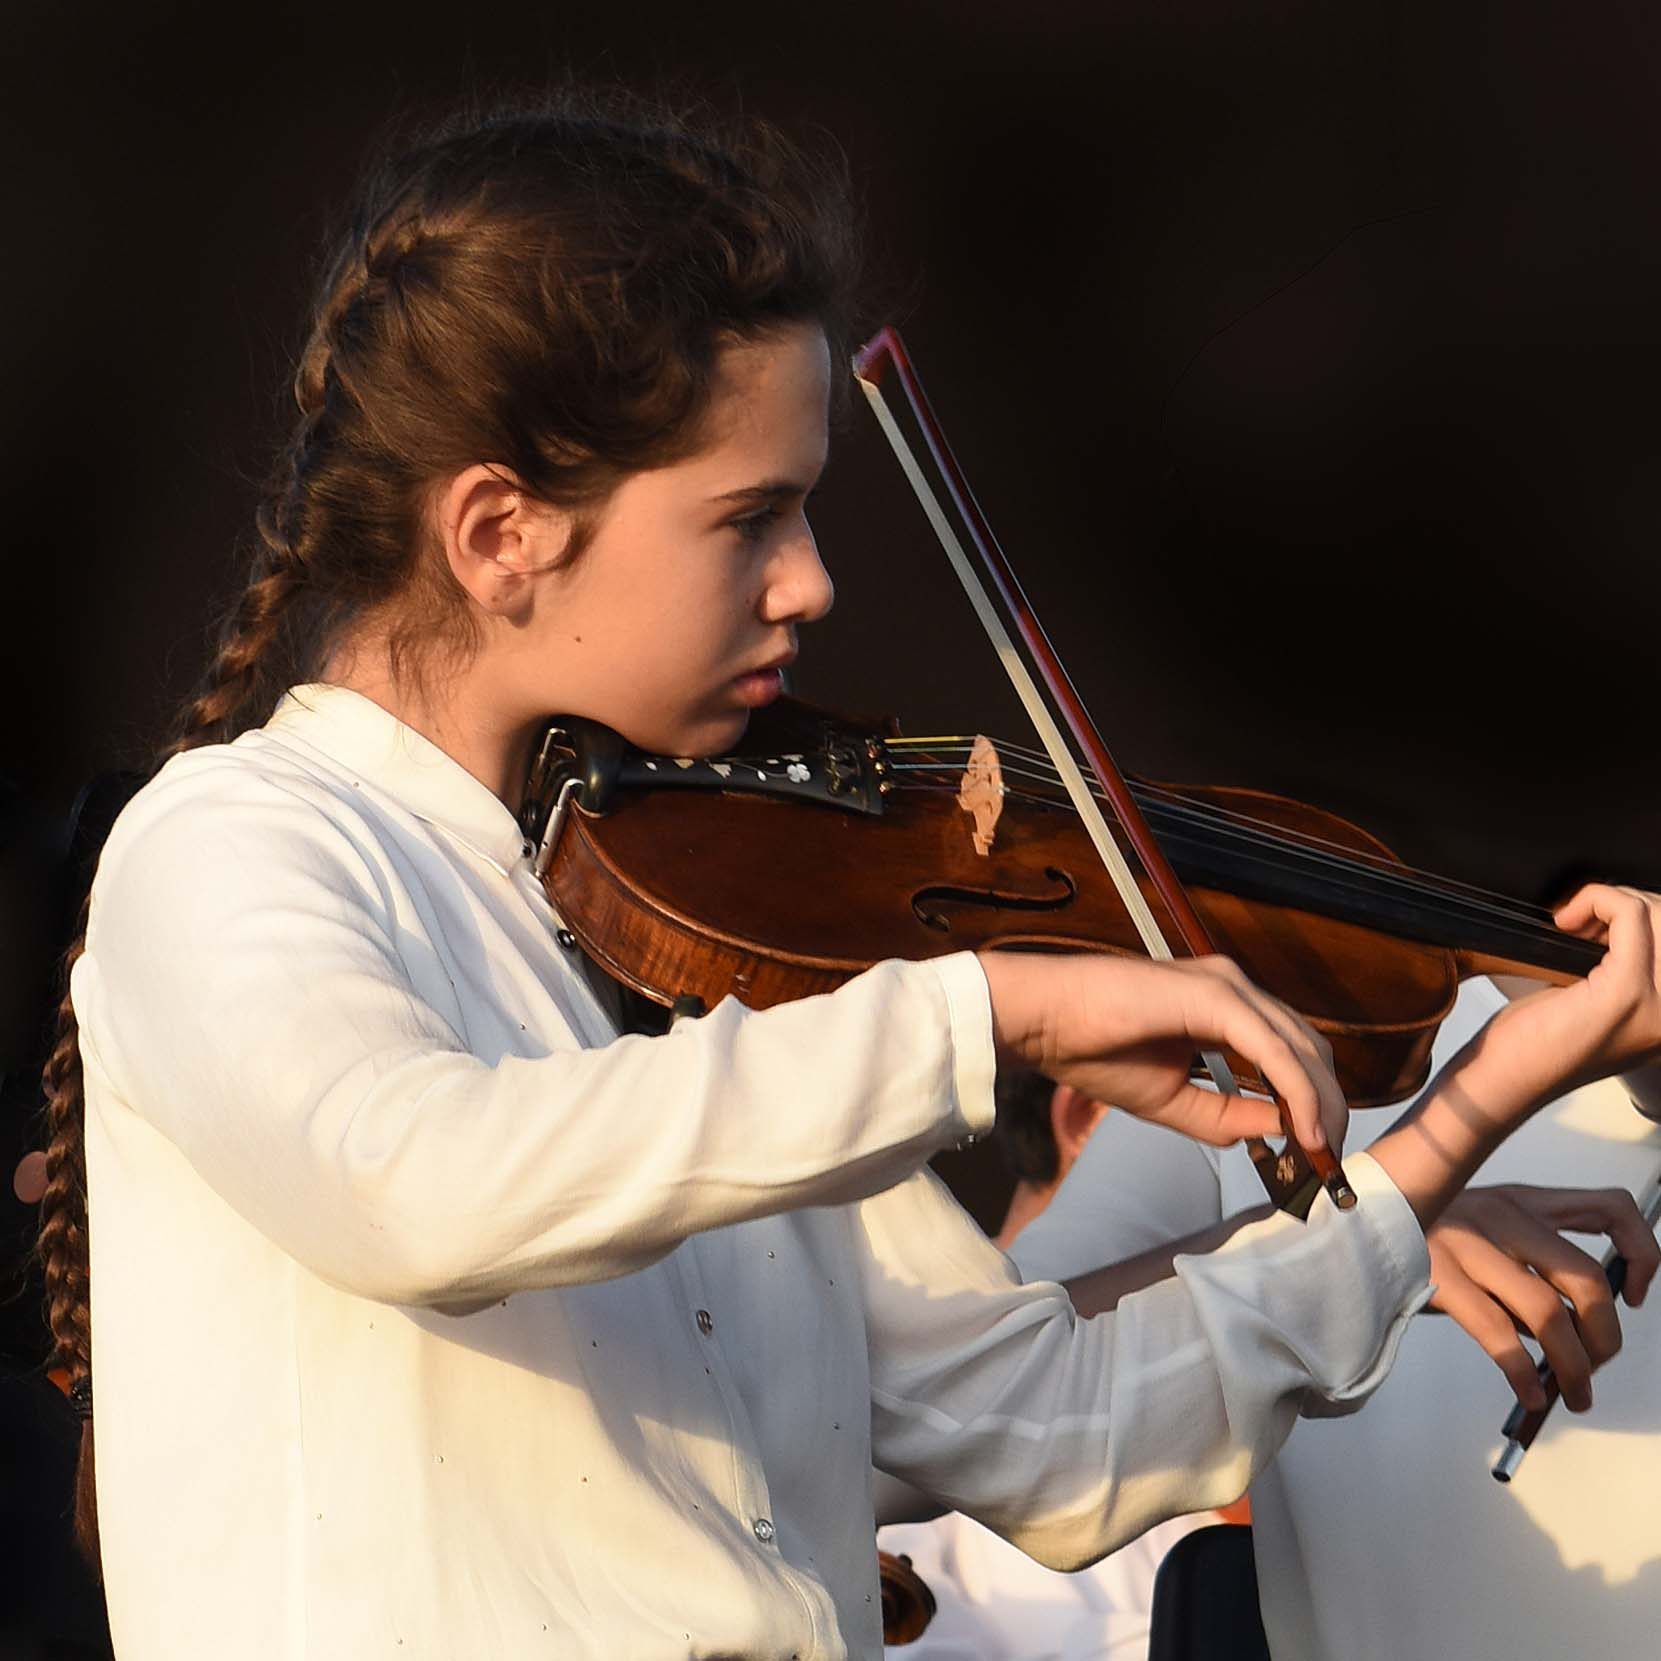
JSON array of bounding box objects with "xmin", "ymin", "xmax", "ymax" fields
[
  {"xmin": 858, "ymin": 1157, "xmax": 1430, "ymax": 1572},
  {"xmin": 72, "ymin": 761, "xmax": 997, "ymax": 1306}
]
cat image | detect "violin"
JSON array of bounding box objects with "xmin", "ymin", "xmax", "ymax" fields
[
  {"xmin": 522, "ymin": 323, "xmax": 1603, "ymax": 1220},
  {"xmin": 521, "ymin": 692, "xmax": 1599, "ymax": 1114}
]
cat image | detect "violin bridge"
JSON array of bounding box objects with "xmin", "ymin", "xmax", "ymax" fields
[{"xmin": 955, "ymin": 735, "xmax": 1004, "ymax": 857}]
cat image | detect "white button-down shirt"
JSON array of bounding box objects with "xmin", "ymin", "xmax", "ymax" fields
[{"xmin": 75, "ymin": 685, "xmax": 1430, "ymax": 1660}]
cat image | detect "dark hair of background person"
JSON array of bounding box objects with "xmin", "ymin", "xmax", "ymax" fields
[
  {"xmin": 34, "ymin": 84, "xmax": 861, "ymax": 1570},
  {"xmin": 992, "ymin": 1069, "xmax": 1062, "ymax": 1187}
]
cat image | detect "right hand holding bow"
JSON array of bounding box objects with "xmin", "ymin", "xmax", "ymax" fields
[{"xmin": 978, "ymin": 949, "xmax": 1347, "ymax": 1156}]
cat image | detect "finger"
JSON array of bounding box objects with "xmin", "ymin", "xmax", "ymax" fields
[
  {"xmin": 1156, "ymin": 1081, "xmax": 1283, "ymax": 1147},
  {"xmin": 1260, "ymin": 1003, "xmax": 1348, "ymax": 1154},
  {"xmin": 1185, "ymin": 960, "xmax": 1347, "ymax": 1153},
  {"xmin": 1623, "ymin": 1223, "xmax": 1661, "ymax": 1308},
  {"xmin": 1490, "ymin": 1185, "xmax": 1661, "ymax": 1308},
  {"xmin": 1234, "ymin": 987, "xmax": 1349, "ymax": 1156},
  {"xmin": 1525, "ymin": 1293, "xmax": 1595, "ymax": 1411},
  {"xmin": 1187, "ymin": 978, "xmax": 1340, "ymax": 1155},
  {"xmin": 1429, "ymin": 1252, "xmax": 1549, "ymax": 1411},
  {"xmin": 1481, "ymin": 1203, "xmax": 1624, "ymax": 1371},
  {"xmin": 1552, "ymin": 882, "xmax": 1641, "ymax": 942}
]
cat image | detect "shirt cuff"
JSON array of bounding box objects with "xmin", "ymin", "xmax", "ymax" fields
[
  {"xmin": 926, "ymin": 952, "xmax": 998, "ymax": 1143},
  {"xmin": 1300, "ymin": 1149, "xmax": 1433, "ymax": 1415}
]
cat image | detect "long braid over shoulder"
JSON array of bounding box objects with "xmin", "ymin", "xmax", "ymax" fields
[{"xmin": 36, "ymin": 86, "xmax": 858, "ymax": 1568}]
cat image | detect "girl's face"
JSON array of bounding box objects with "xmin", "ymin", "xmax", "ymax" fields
[{"xmin": 495, "ymin": 323, "xmax": 834, "ymax": 758}]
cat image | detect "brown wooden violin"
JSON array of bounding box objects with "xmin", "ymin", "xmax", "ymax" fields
[
  {"xmin": 528, "ymin": 323, "xmax": 1600, "ymax": 1222},
  {"xmin": 522, "ymin": 693, "xmax": 1598, "ymax": 1115}
]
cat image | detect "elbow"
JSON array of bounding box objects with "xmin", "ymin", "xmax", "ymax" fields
[{"xmin": 291, "ymin": 1209, "xmax": 669, "ymax": 1308}]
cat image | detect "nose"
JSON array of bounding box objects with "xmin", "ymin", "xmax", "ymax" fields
[{"xmin": 761, "ymin": 518, "xmax": 835, "ymax": 625}]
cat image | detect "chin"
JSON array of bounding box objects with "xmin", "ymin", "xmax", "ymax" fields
[
  {"xmin": 626, "ymin": 708, "xmax": 750, "ymax": 760},
  {"xmin": 684, "ymin": 709, "xmax": 751, "ymax": 757}
]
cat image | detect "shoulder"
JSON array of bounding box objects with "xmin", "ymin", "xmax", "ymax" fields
[{"xmin": 91, "ymin": 733, "xmax": 400, "ymax": 931}]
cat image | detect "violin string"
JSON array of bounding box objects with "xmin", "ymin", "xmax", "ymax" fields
[
  {"xmin": 885, "ymin": 753, "xmax": 1570, "ymax": 946},
  {"xmin": 894, "ymin": 732, "xmax": 1558, "ymax": 912},
  {"xmin": 898, "ymin": 754, "xmax": 1561, "ymax": 937},
  {"xmin": 887, "ymin": 737, "xmax": 1562, "ymax": 929}
]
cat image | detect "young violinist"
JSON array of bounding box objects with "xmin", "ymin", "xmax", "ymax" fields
[{"xmin": 36, "ymin": 92, "xmax": 1661, "ymax": 1659}]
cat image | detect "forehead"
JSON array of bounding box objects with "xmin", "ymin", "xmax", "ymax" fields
[{"xmin": 688, "ymin": 324, "xmax": 831, "ymax": 481}]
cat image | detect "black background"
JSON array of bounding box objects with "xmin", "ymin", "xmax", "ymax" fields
[{"xmin": 5, "ymin": 0, "xmax": 1661, "ymax": 902}]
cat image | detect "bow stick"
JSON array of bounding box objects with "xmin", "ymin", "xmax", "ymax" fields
[{"xmin": 853, "ymin": 325, "xmax": 1355, "ymax": 1218}]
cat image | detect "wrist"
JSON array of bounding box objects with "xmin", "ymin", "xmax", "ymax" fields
[
  {"xmin": 1368, "ymin": 1033, "xmax": 1538, "ymax": 1228},
  {"xmin": 977, "ymin": 950, "xmax": 1046, "ymax": 1068}
]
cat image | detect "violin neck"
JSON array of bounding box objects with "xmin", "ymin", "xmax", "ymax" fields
[{"xmin": 1147, "ymin": 797, "xmax": 1604, "ymax": 982}]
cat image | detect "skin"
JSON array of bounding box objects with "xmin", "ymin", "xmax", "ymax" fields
[
  {"xmin": 330, "ymin": 325, "xmax": 837, "ymax": 807},
  {"xmin": 328, "ymin": 320, "xmax": 1661, "ymax": 1244},
  {"xmin": 993, "ymin": 1084, "xmax": 1107, "ymax": 1251}
]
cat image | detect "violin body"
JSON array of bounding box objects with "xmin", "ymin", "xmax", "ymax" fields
[{"xmin": 533, "ymin": 699, "xmax": 1589, "ymax": 1111}]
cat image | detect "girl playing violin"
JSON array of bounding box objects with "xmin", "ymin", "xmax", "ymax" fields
[{"xmin": 37, "ymin": 90, "xmax": 1661, "ymax": 1659}]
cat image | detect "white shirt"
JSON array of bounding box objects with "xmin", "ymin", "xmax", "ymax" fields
[
  {"xmin": 877, "ymin": 1511, "xmax": 1203, "ymax": 1661},
  {"xmin": 76, "ymin": 685, "xmax": 1431, "ymax": 1660},
  {"xmin": 1013, "ymin": 978, "xmax": 1661, "ymax": 1661}
]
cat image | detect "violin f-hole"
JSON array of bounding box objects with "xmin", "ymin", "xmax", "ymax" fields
[{"xmin": 911, "ymin": 868, "xmax": 1078, "ymax": 933}]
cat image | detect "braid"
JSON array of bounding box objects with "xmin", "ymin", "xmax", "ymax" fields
[
  {"xmin": 37, "ymin": 899, "xmax": 97, "ymax": 1564},
  {"xmin": 164, "ymin": 518, "xmax": 313, "ymax": 756},
  {"xmin": 167, "ymin": 329, "xmax": 338, "ymax": 757}
]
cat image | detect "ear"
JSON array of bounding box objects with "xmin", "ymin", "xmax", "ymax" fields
[
  {"xmin": 1049, "ymin": 1083, "xmax": 1109, "ymax": 1180},
  {"xmin": 434, "ymin": 465, "xmax": 574, "ymax": 618}
]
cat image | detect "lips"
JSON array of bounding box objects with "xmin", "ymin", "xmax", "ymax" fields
[
  {"xmin": 731, "ymin": 666, "xmax": 787, "ymax": 708},
  {"xmin": 739, "ymin": 646, "xmax": 797, "ymax": 680}
]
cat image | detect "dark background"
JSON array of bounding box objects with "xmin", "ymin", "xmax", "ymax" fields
[
  {"xmin": 5, "ymin": 0, "xmax": 1661, "ymax": 897},
  {"xmin": 2, "ymin": 1, "xmax": 1660, "ymax": 1644}
]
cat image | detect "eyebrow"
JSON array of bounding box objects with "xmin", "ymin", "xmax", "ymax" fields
[{"xmin": 706, "ymin": 478, "xmax": 818, "ymax": 505}]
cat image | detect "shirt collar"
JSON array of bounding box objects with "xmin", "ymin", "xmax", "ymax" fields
[{"xmin": 265, "ymin": 684, "xmax": 530, "ymax": 874}]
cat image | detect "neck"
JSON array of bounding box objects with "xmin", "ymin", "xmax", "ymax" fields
[
  {"xmin": 325, "ymin": 640, "xmax": 543, "ymax": 813},
  {"xmin": 994, "ymin": 1179, "xmax": 1057, "ymax": 1251}
]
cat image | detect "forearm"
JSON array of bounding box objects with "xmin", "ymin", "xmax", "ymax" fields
[{"xmin": 1368, "ymin": 1000, "xmax": 1560, "ymax": 1229}]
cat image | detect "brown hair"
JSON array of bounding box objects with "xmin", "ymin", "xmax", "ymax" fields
[{"xmin": 37, "ymin": 85, "xmax": 858, "ymax": 1566}]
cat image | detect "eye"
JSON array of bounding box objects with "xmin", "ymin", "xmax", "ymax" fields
[{"xmin": 731, "ymin": 505, "xmax": 782, "ymax": 545}]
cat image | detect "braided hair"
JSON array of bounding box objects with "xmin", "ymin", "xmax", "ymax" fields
[{"xmin": 36, "ymin": 86, "xmax": 857, "ymax": 1566}]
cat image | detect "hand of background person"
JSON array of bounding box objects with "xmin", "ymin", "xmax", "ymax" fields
[{"xmin": 1424, "ymin": 1183, "xmax": 1659, "ymax": 1411}]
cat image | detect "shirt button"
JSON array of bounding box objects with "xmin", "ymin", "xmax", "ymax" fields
[
  {"xmin": 752, "ymin": 1517, "xmax": 776, "ymax": 1544},
  {"xmin": 695, "ymin": 1309, "xmax": 714, "ymax": 1336},
  {"xmin": 521, "ymin": 839, "xmax": 535, "ymax": 860}
]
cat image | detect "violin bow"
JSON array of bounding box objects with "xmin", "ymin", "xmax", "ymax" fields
[{"xmin": 853, "ymin": 325, "xmax": 1355, "ymax": 1219}]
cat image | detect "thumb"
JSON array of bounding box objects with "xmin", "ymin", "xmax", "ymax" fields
[{"xmin": 1148, "ymin": 1082, "xmax": 1282, "ymax": 1147}]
